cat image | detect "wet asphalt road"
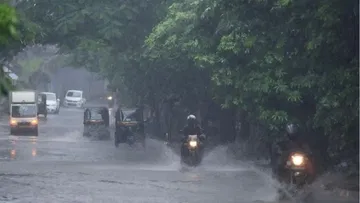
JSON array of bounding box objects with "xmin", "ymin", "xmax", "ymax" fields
[{"xmin": 0, "ymin": 107, "xmax": 357, "ymax": 203}]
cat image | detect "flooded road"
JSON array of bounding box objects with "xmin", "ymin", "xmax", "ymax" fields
[{"xmin": 0, "ymin": 107, "xmax": 356, "ymax": 203}]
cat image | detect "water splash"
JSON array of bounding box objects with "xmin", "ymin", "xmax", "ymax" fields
[{"xmin": 48, "ymin": 130, "xmax": 87, "ymax": 143}]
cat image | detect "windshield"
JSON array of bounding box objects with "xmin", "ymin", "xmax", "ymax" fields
[
  {"xmin": 45, "ymin": 93, "xmax": 56, "ymax": 100},
  {"xmin": 85, "ymin": 109, "xmax": 106, "ymax": 120},
  {"xmin": 11, "ymin": 105, "xmax": 37, "ymax": 118},
  {"xmin": 66, "ymin": 91, "xmax": 82, "ymax": 97}
]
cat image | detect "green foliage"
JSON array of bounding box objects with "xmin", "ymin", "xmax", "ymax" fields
[
  {"xmin": 0, "ymin": 3, "xmax": 18, "ymax": 45},
  {"xmin": 17, "ymin": 0, "xmax": 359, "ymax": 161},
  {"xmin": 0, "ymin": 3, "xmax": 18, "ymax": 97},
  {"xmin": 145, "ymin": 0, "xmax": 358, "ymax": 132}
]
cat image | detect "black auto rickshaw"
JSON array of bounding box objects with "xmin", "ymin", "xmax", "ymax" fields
[
  {"xmin": 114, "ymin": 107, "xmax": 145, "ymax": 148},
  {"xmin": 37, "ymin": 93, "xmax": 47, "ymax": 118},
  {"xmin": 83, "ymin": 107, "xmax": 110, "ymax": 139}
]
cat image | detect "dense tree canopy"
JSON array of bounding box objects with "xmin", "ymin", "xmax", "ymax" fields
[
  {"xmin": 0, "ymin": 3, "xmax": 18, "ymax": 95},
  {"xmin": 10, "ymin": 0, "xmax": 360, "ymax": 164}
]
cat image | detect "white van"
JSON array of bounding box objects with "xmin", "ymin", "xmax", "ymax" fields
[
  {"xmin": 63, "ymin": 90, "xmax": 86, "ymax": 108},
  {"xmin": 9, "ymin": 91, "xmax": 38, "ymax": 135}
]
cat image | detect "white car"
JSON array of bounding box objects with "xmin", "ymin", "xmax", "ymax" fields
[
  {"xmin": 63, "ymin": 90, "xmax": 86, "ymax": 108},
  {"xmin": 41, "ymin": 92, "xmax": 60, "ymax": 114}
]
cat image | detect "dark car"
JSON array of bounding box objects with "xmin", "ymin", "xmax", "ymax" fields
[{"xmin": 83, "ymin": 107, "xmax": 110, "ymax": 139}]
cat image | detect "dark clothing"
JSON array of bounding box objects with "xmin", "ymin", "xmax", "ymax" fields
[
  {"xmin": 181, "ymin": 124, "xmax": 206, "ymax": 143},
  {"xmin": 182, "ymin": 124, "xmax": 203, "ymax": 137}
]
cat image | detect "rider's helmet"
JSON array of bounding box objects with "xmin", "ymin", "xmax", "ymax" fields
[
  {"xmin": 285, "ymin": 123, "xmax": 300, "ymax": 140},
  {"xmin": 187, "ymin": 115, "xmax": 197, "ymax": 127}
]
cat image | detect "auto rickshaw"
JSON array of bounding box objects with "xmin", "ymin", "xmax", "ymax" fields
[
  {"xmin": 83, "ymin": 107, "xmax": 110, "ymax": 140},
  {"xmin": 114, "ymin": 107, "xmax": 145, "ymax": 148},
  {"xmin": 37, "ymin": 93, "xmax": 47, "ymax": 118}
]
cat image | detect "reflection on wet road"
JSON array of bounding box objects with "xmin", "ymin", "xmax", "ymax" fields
[{"xmin": 0, "ymin": 107, "xmax": 354, "ymax": 203}]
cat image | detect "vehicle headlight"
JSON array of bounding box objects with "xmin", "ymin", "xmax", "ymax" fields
[
  {"xmin": 31, "ymin": 119, "xmax": 38, "ymax": 125},
  {"xmin": 189, "ymin": 140, "xmax": 197, "ymax": 147},
  {"xmin": 10, "ymin": 119, "xmax": 17, "ymax": 125},
  {"xmin": 107, "ymin": 96, "xmax": 113, "ymax": 100},
  {"xmin": 291, "ymin": 154, "xmax": 305, "ymax": 166}
]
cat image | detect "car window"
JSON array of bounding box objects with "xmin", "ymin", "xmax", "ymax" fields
[
  {"xmin": 67, "ymin": 92, "xmax": 82, "ymax": 97},
  {"xmin": 45, "ymin": 94, "xmax": 56, "ymax": 100},
  {"xmin": 11, "ymin": 105, "xmax": 37, "ymax": 118}
]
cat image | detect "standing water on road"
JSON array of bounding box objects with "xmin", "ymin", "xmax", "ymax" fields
[{"xmin": 0, "ymin": 108, "xmax": 283, "ymax": 203}]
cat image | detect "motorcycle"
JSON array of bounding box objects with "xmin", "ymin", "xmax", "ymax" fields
[
  {"xmin": 181, "ymin": 134, "xmax": 203, "ymax": 166},
  {"xmin": 278, "ymin": 150, "xmax": 314, "ymax": 201}
]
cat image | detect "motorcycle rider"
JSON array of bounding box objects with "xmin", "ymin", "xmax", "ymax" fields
[
  {"xmin": 181, "ymin": 115, "xmax": 206, "ymax": 158},
  {"xmin": 271, "ymin": 123, "xmax": 314, "ymax": 182}
]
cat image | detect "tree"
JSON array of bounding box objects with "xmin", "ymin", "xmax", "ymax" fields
[
  {"xmin": 17, "ymin": 0, "xmax": 359, "ymax": 165},
  {"xmin": 16, "ymin": 0, "xmax": 167, "ymax": 97},
  {"xmin": 0, "ymin": 3, "xmax": 18, "ymax": 96},
  {"xmin": 145, "ymin": 0, "xmax": 358, "ymax": 162}
]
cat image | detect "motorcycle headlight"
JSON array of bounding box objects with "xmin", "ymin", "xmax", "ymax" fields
[
  {"xmin": 291, "ymin": 154, "xmax": 305, "ymax": 166},
  {"xmin": 189, "ymin": 140, "xmax": 197, "ymax": 147},
  {"xmin": 107, "ymin": 96, "xmax": 113, "ymax": 100}
]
